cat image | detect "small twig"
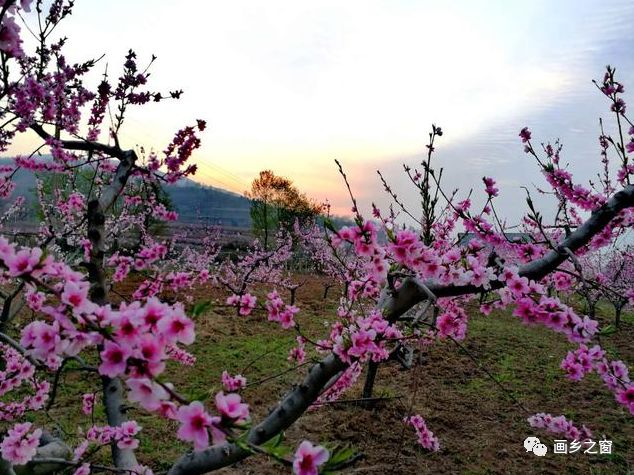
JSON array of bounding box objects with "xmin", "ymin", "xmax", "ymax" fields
[
  {"xmin": 448, "ymin": 336, "xmax": 530, "ymax": 414},
  {"xmin": 246, "ymin": 361, "xmax": 312, "ymax": 388},
  {"xmin": 313, "ymin": 395, "xmax": 402, "ymax": 407}
]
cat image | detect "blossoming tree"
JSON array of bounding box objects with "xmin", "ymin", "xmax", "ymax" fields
[{"xmin": 0, "ymin": 2, "xmax": 634, "ymax": 475}]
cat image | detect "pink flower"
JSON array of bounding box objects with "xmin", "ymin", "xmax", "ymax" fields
[
  {"xmin": 239, "ymin": 294, "xmax": 257, "ymax": 316},
  {"xmin": 288, "ymin": 337, "xmax": 307, "ymax": 364},
  {"xmin": 507, "ymin": 275, "xmax": 530, "ymax": 297},
  {"xmin": 616, "ymin": 385, "xmax": 634, "ymax": 411},
  {"xmin": 221, "ymin": 371, "xmax": 247, "ymax": 392},
  {"xmin": 6, "ymin": 247, "xmax": 42, "ymax": 276},
  {"xmin": 215, "ymin": 392, "xmax": 249, "ymax": 423},
  {"xmin": 266, "ymin": 291, "xmax": 299, "ymax": 328},
  {"xmin": 279, "ymin": 306, "xmax": 299, "ymax": 329},
  {"xmin": 158, "ymin": 401, "xmax": 178, "ymax": 420},
  {"xmin": 347, "ymin": 328, "xmax": 378, "ymax": 360},
  {"xmin": 82, "ymin": 393, "xmax": 96, "ymax": 415},
  {"xmin": 137, "ymin": 334, "xmax": 164, "ymax": 363},
  {"xmin": 176, "ymin": 401, "xmax": 213, "ymax": 451},
  {"xmin": 73, "ymin": 440, "xmax": 89, "ymax": 462},
  {"xmin": 157, "ymin": 311, "xmax": 195, "ymax": 345},
  {"xmin": 292, "ymin": 440, "xmax": 329, "ymax": 475},
  {"xmin": 116, "ymin": 421, "xmax": 141, "ymax": 450},
  {"xmin": 0, "ymin": 422, "xmax": 42, "ymax": 465},
  {"xmin": 141, "ymin": 298, "xmax": 167, "ymax": 329},
  {"xmin": 0, "ymin": 15, "xmax": 25, "ymax": 58},
  {"xmin": 24, "ymin": 286, "xmax": 45, "ymax": 311},
  {"xmin": 528, "ymin": 413, "xmax": 592, "ymax": 441},
  {"xmin": 127, "ymin": 378, "xmax": 169, "ymax": 411},
  {"xmin": 403, "ymin": 415, "xmax": 440, "ymax": 452},
  {"xmin": 482, "ymin": 177, "xmax": 499, "ymax": 197},
  {"xmin": 132, "ymin": 465, "xmax": 154, "ymax": 475},
  {"xmin": 20, "ymin": 320, "xmax": 61, "ymax": 360},
  {"xmin": 113, "ymin": 314, "xmax": 142, "ymax": 345},
  {"xmin": 98, "ymin": 341, "xmax": 131, "ymax": 377},
  {"xmin": 227, "ymin": 293, "xmax": 258, "ymax": 316},
  {"xmin": 73, "ymin": 463, "xmax": 91, "ymax": 475}
]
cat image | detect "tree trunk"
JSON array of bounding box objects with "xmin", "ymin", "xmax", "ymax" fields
[
  {"xmin": 615, "ymin": 304, "xmax": 624, "ymax": 328},
  {"xmin": 263, "ymin": 201, "xmax": 269, "ymax": 250},
  {"xmin": 323, "ymin": 284, "xmax": 333, "ymax": 299},
  {"xmin": 361, "ymin": 361, "xmax": 379, "ymax": 406},
  {"xmin": 85, "ymin": 153, "xmax": 138, "ymax": 471}
]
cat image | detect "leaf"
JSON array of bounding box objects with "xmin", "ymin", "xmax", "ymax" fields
[
  {"xmin": 187, "ymin": 388, "xmax": 210, "ymax": 402},
  {"xmin": 190, "ymin": 300, "xmax": 212, "ymax": 318},
  {"xmin": 599, "ymin": 324, "xmax": 617, "ymax": 336},
  {"xmin": 321, "ymin": 444, "xmax": 362, "ymax": 472},
  {"xmin": 270, "ymin": 445, "xmax": 293, "ymax": 459},
  {"xmin": 323, "ymin": 218, "xmax": 336, "ymax": 233},
  {"xmin": 250, "ymin": 433, "xmax": 292, "ymax": 459},
  {"xmin": 327, "ymin": 445, "xmax": 357, "ymax": 465},
  {"xmin": 234, "ymin": 432, "xmax": 255, "ymax": 454},
  {"xmin": 261, "ymin": 432, "xmax": 284, "ymax": 450}
]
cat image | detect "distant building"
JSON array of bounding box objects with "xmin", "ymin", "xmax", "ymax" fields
[{"xmin": 457, "ymin": 232, "xmax": 532, "ymax": 247}]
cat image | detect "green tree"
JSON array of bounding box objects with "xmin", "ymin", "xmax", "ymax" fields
[{"xmin": 246, "ymin": 170, "xmax": 322, "ymax": 248}]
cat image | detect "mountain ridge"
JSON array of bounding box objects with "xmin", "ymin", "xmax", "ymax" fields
[{"xmin": 0, "ymin": 157, "xmax": 253, "ymax": 227}]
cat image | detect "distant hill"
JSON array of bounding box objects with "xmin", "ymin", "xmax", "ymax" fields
[
  {"xmin": 0, "ymin": 157, "xmax": 252, "ymax": 227},
  {"xmin": 164, "ymin": 181, "xmax": 251, "ymax": 227}
]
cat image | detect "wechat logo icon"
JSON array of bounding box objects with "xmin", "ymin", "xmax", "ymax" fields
[{"xmin": 524, "ymin": 436, "xmax": 548, "ymax": 457}]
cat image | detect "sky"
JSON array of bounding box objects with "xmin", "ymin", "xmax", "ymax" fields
[{"xmin": 12, "ymin": 0, "xmax": 634, "ymax": 222}]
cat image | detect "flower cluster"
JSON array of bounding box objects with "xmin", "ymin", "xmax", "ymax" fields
[
  {"xmin": 403, "ymin": 415, "xmax": 440, "ymax": 452},
  {"xmin": 0, "ymin": 422, "xmax": 41, "ymax": 465},
  {"xmin": 82, "ymin": 393, "xmax": 96, "ymax": 415},
  {"xmin": 312, "ymin": 362, "xmax": 362, "ymax": 408},
  {"xmin": 221, "ymin": 371, "xmax": 247, "ymax": 392},
  {"xmin": 86, "ymin": 421, "xmax": 142, "ymax": 450},
  {"xmin": 147, "ymin": 122, "xmax": 206, "ymax": 183},
  {"xmin": 436, "ymin": 299, "xmax": 469, "ymax": 340},
  {"xmin": 528, "ymin": 413, "xmax": 592, "ymax": 441},
  {"xmin": 265, "ymin": 290, "xmax": 299, "ymax": 329},
  {"xmin": 226, "ymin": 293, "xmax": 257, "ymax": 316},
  {"xmin": 482, "ymin": 177, "xmax": 499, "ymax": 197},
  {"xmin": 331, "ymin": 310, "xmax": 402, "ymax": 364},
  {"xmin": 0, "ymin": 1, "xmax": 33, "ymax": 58},
  {"xmin": 288, "ymin": 336, "xmax": 307, "ymax": 364},
  {"xmin": 0, "ymin": 343, "xmax": 49, "ymax": 421},
  {"xmin": 108, "ymin": 242, "xmax": 169, "ymax": 282},
  {"xmin": 175, "ymin": 393, "xmax": 250, "ymax": 451}
]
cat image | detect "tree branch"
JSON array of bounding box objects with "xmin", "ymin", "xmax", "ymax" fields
[
  {"xmin": 30, "ymin": 123, "xmax": 131, "ymax": 161},
  {"xmin": 167, "ymin": 354, "xmax": 346, "ymax": 475},
  {"xmin": 389, "ymin": 184, "xmax": 634, "ymax": 320}
]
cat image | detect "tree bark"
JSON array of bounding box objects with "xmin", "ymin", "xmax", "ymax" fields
[
  {"xmin": 615, "ymin": 303, "xmax": 624, "ymax": 328},
  {"xmin": 362, "ymin": 361, "xmax": 379, "ymax": 404},
  {"xmin": 85, "ymin": 151, "xmax": 138, "ymax": 471}
]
